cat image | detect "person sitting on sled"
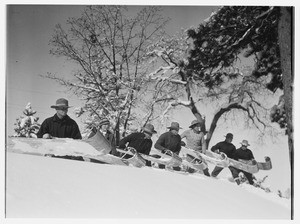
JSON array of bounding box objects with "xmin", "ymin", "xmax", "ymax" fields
[
  {"xmin": 118, "ymin": 123, "xmax": 157, "ymax": 166},
  {"xmin": 231, "ymin": 140, "xmax": 256, "ymax": 185},
  {"xmin": 180, "ymin": 120, "xmax": 210, "ymax": 176},
  {"xmin": 210, "ymin": 133, "xmax": 237, "ymax": 178}
]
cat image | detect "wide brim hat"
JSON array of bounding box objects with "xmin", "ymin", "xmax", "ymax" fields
[
  {"xmin": 189, "ymin": 120, "xmax": 202, "ymax": 128},
  {"xmin": 143, "ymin": 123, "xmax": 157, "ymax": 134},
  {"xmin": 51, "ymin": 98, "xmax": 71, "ymax": 109},
  {"xmin": 240, "ymin": 140, "xmax": 250, "ymax": 146},
  {"xmin": 167, "ymin": 122, "xmax": 182, "ymax": 131}
]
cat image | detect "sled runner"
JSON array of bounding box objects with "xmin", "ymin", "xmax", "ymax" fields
[
  {"xmin": 227, "ymin": 156, "xmax": 272, "ymax": 174},
  {"xmin": 154, "ymin": 150, "xmax": 208, "ymax": 173},
  {"xmin": 182, "ymin": 148, "xmax": 229, "ymax": 168},
  {"xmin": 227, "ymin": 158, "xmax": 259, "ymax": 173},
  {"xmin": 183, "ymin": 148, "xmax": 272, "ymax": 174},
  {"xmin": 6, "ymin": 132, "xmax": 137, "ymax": 167},
  {"xmin": 115, "ymin": 147, "xmax": 146, "ymax": 168},
  {"xmin": 257, "ymin": 156, "xmax": 272, "ymax": 170},
  {"xmin": 181, "ymin": 154, "xmax": 207, "ymax": 172},
  {"xmin": 153, "ymin": 150, "xmax": 183, "ymax": 167},
  {"xmin": 7, "ymin": 136, "xmax": 130, "ymax": 166}
]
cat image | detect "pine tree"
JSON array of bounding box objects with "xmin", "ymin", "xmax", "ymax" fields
[{"xmin": 13, "ymin": 103, "xmax": 41, "ymax": 138}]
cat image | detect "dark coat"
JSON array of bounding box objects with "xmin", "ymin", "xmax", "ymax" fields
[
  {"xmin": 234, "ymin": 147, "xmax": 254, "ymax": 161},
  {"xmin": 154, "ymin": 131, "xmax": 181, "ymax": 154},
  {"xmin": 119, "ymin": 132, "xmax": 153, "ymax": 155},
  {"xmin": 211, "ymin": 141, "xmax": 236, "ymax": 159},
  {"xmin": 37, "ymin": 114, "xmax": 82, "ymax": 139}
]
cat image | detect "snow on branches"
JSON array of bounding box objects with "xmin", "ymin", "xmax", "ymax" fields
[{"xmin": 14, "ymin": 103, "xmax": 41, "ymax": 138}]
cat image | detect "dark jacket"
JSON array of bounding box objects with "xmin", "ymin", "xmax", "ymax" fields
[
  {"xmin": 37, "ymin": 114, "xmax": 82, "ymax": 139},
  {"xmin": 234, "ymin": 147, "xmax": 254, "ymax": 161},
  {"xmin": 154, "ymin": 131, "xmax": 181, "ymax": 154},
  {"xmin": 211, "ymin": 141, "xmax": 236, "ymax": 159},
  {"xmin": 119, "ymin": 132, "xmax": 153, "ymax": 155}
]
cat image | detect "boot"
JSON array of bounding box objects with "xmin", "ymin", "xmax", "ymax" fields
[
  {"xmin": 203, "ymin": 168, "xmax": 210, "ymax": 177},
  {"xmin": 234, "ymin": 178, "xmax": 241, "ymax": 185}
]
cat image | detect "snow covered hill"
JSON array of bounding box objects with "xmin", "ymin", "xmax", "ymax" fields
[{"xmin": 6, "ymin": 152, "xmax": 290, "ymax": 219}]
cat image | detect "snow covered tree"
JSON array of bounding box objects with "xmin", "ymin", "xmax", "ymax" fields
[
  {"xmin": 186, "ymin": 6, "xmax": 293, "ymax": 166},
  {"xmin": 46, "ymin": 5, "xmax": 169, "ymax": 143},
  {"xmin": 13, "ymin": 103, "xmax": 41, "ymax": 138},
  {"xmin": 145, "ymin": 29, "xmax": 278, "ymax": 147}
]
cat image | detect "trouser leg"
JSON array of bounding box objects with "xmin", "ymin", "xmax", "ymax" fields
[
  {"xmin": 228, "ymin": 166, "xmax": 241, "ymax": 185},
  {"xmin": 243, "ymin": 171, "xmax": 254, "ymax": 185},
  {"xmin": 203, "ymin": 168, "xmax": 210, "ymax": 176},
  {"xmin": 211, "ymin": 166, "xmax": 223, "ymax": 177}
]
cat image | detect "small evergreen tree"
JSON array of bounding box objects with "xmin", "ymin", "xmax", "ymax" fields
[{"xmin": 13, "ymin": 103, "xmax": 41, "ymax": 138}]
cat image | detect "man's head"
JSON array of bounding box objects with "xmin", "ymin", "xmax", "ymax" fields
[
  {"xmin": 51, "ymin": 98, "xmax": 71, "ymax": 119},
  {"xmin": 167, "ymin": 122, "xmax": 182, "ymax": 135},
  {"xmin": 225, "ymin": 133, "xmax": 233, "ymax": 142},
  {"xmin": 143, "ymin": 123, "xmax": 157, "ymax": 139},
  {"xmin": 189, "ymin": 120, "xmax": 202, "ymax": 132},
  {"xmin": 99, "ymin": 118, "xmax": 110, "ymax": 131},
  {"xmin": 240, "ymin": 140, "xmax": 250, "ymax": 149}
]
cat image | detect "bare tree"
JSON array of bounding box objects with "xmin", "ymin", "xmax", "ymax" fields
[
  {"xmin": 46, "ymin": 5, "xmax": 169, "ymax": 143},
  {"xmin": 146, "ymin": 30, "xmax": 277, "ymax": 147}
]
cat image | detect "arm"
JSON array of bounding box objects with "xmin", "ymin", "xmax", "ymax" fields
[
  {"xmin": 144, "ymin": 142, "xmax": 153, "ymax": 155},
  {"xmin": 180, "ymin": 130, "xmax": 188, "ymax": 139},
  {"xmin": 154, "ymin": 133, "xmax": 169, "ymax": 152},
  {"xmin": 211, "ymin": 142, "xmax": 220, "ymax": 152},
  {"xmin": 249, "ymin": 150, "xmax": 255, "ymax": 160},
  {"xmin": 36, "ymin": 120, "xmax": 49, "ymax": 138},
  {"xmin": 201, "ymin": 134, "xmax": 207, "ymax": 154},
  {"xmin": 118, "ymin": 133, "xmax": 133, "ymax": 149},
  {"xmin": 72, "ymin": 123, "xmax": 82, "ymax": 139},
  {"xmin": 230, "ymin": 146, "xmax": 238, "ymax": 160}
]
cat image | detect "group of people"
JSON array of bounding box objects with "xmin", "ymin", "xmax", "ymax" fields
[{"xmin": 37, "ymin": 98, "xmax": 256, "ymax": 186}]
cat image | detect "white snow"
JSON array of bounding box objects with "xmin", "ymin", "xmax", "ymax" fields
[{"xmin": 6, "ymin": 151, "xmax": 291, "ymax": 220}]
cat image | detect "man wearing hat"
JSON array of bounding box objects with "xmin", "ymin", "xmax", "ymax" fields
[
  {"xmin": 92, "ymin": 118, "xmax": 117, "ymax": 156},
  {"xmin": 118, "ymin": 123, "xmax": 157, "ymax": 166},
  {"xmin": 230, "ymin": 140, "xmax": 256, "ymax": 185},
  {"xmin": 210, "ymin": 133, "xmax": 236, "ymax": 177},
  {"xmin": 37, "ymin": 98, "xmax": 82, "ymax": 139},
  {"xmin": 154, "ymin": 122, "xmax": 182, "ymax": 155},
  {"xmin": 180, "ymin": 120, "xmax": 210, "ymax": 176},
  {"xmin": 181, "ymin": 120, "xmax": 207, "ymax": 153}
]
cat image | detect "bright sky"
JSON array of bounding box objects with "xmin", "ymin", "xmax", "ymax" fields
[
  {"xmin": 3, "ymin": 1, "xmax": 299, "ymax": 195},
  {"xmin": 6, "ymin": 4, "xmax": 218, "ymax": 135}
]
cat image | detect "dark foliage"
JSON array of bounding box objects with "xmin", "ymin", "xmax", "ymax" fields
[{"xmin": 187, "ymin": 6, "xmax": 282, "ymax": 92}]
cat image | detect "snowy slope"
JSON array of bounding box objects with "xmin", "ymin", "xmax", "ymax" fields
[{"xmin": 6, "ymin": 152, "xmax": 290, "ymax": 219}]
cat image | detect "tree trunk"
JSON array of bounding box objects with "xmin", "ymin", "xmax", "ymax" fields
[
  {"xmin": 179, "ymin": 70, "xmax": 206, "ymax": 131},
  {"xmin": 278, "ymin": 6, "xmax": 293, "ymax": 177},
  {"xmin": 278, "ymin": 6, "xmax": 293, "ymax": 218},
  {"xmin": 206, "ymin": 103, "xmax": 248, "ymax": 147}
]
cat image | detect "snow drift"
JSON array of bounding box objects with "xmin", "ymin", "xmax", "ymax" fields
[{"xmin": 6, "ymin": 152, "xmax": 290, "ymax": 219}]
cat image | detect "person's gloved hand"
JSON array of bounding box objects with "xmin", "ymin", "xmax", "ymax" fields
[
  {"xmin": 161, "ymin": 149, "xmax": 172, "ymax": 155},
  {"xmin": 42, "ymin": 133, "xmax": 52, "ymax": 139}
]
